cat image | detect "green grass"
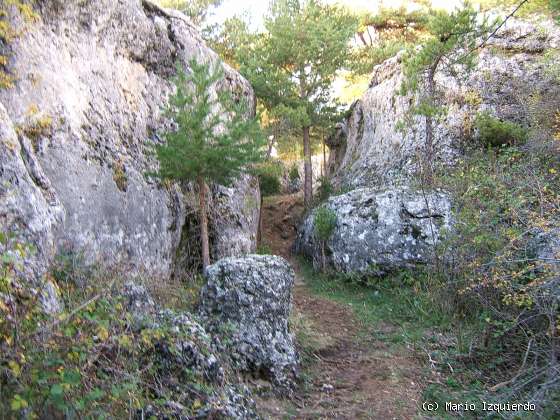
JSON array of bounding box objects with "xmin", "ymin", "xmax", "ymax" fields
[
  {"xmin": 296, "ymin": 258, "xmax": 508, "ymax": 419},
  {"xmin": 298, "ymin": 258, "xmax": 455, "ymax": 344}
]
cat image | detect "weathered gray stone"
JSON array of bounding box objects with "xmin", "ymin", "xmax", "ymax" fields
[
  {"xmin": 295, "ymin": 188, "xmax": 452, "ymax": 274},
  {"xmin": 531, "ymin": 228, "xmax": 560, "ymax": 275},
  {"xmin": 198, "ymin": 255, "xmax": 299, "ymax": 391},
  {"xmin": 0, "ymin": 103, "xmax": 63, "ymax": 312},
  {"xmin": 118, "ymin": 283, "xmax": 259, "ymax": 419},
  {"xmin": 328, "ymin": 19, "xmax": 560, "ymax": 190},
  {"xmin": 122, "ymin": 281, "xmax": 156, "ymax": 317},
  {"xmin": 0, "ymin": 0, "xmax": 260, "ymax": 309}
]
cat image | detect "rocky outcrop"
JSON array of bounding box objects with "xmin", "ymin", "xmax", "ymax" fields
[
  {"xmin": 198, "ymin": 255, "xmax": 298, "ymax": 391},
  {"xmin": 295, "ymin": 188, "xmax": 452, "ymax": 274},
  {"xmin": 0, "ymin": 0, "xmax": 260, "ymax": 306},
  {"xmin": 303, "ymin": 19, "xmax": 560, "ymax": 274},
  {"xmin": 120, "ymin": 283, "xmax": 259, "ymax": 419},
  {"xmin": 328, "ymin": 19, "xmax": 560, "ymax": 189}
]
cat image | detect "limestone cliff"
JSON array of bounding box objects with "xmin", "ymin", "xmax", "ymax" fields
[
  {"xmin": 298, "ymin": 18, "xmax": 560, "ymax": 274},
  {"xmin": 329, "ymin": 18, "xmax": 560, "ymax": 189},
  {"xmin": 0, "ymin": 0, "xmax": 260, "ymax": 309}
]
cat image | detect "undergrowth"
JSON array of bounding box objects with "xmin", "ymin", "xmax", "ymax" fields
[{"xmin": 0, "ymin": 239, "xmax": 218, "ymax": 418}]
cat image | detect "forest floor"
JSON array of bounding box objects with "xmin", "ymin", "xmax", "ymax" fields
[{"xmin": 255, "ymin": 193, "xmax": 427, "ymax": 420}]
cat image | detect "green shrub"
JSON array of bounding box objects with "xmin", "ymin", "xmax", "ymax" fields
[
  {"xmin": 313, "ymin": 206, "xmax": 337, "ymax": 272},
  {"xmin": 257, "ymin": 161, "xmax": 283, "ymax": 196},
  {"xmin": 313, "ymin": 206, "xmax": 337, "ymax": 243},
  {"xmin": 0, "ymin": 236, "xmax": 229, "ymax": 418},
  {"xmin": 259, "ymin": 173, "xmax": 281, "ymax": 196},
  {"xmin": 475, "ymin": 112, "xmax": 528, "ymax": 147},
  {"xmin": 315, "ymin": 176, "xmax": 334, "ymax": 203},
  {"xmin": 435, "ymin": 143, "xmax": 560, "ymax": 411},
  {"xmin": 256, "ymin": 243, "xmax": 272, "ymax": 255},
  {"xmin": 288, "ymin": 164, "xmax": 300, "ymax": 182}
]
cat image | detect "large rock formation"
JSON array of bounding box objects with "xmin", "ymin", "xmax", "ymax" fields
[
  {"xmin": 302, "ymin": 19, "xmax": 560, "ymax": 274},
  {"xmin": 0, "ymin": 0, "xmax": 260, "ymax": 308},
  {"xmin": 198, "ymin": 255, "xmax": 299, "ymax": 391},
  {"xmin": 328, "ymin": 19, "xmax": 560, "ymax": 189},
  {"xmin": 295, "ymin": 188, "xmax": 452, "ymax": 274},
  {"xmin": 120, "ymin": 282, "xmax": 259, "ymax": 419}
]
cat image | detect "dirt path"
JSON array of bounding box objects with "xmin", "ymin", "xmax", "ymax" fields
[{"xmin": 257, "ymin": 193, "xmax": 424, "ymax": 419}]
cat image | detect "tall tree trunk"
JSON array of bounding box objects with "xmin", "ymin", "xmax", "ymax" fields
[
  {"xmin": 321, "ymin": 241, "xmax": 326, "ymax": 272},
  {"xmin": 424, "ymin": 59, "xmax": 440, "ymax": 183},
  {"xmin": 257, "ymin": 192, "xmax": 263, "ymax": 246},
  {"xmin": 197, "ymin": 176, "xmax": 210, "ymax": 270},
  {"xmin": 322, "ymin": 136, "xmax": 327, "ymax": 177},
  {"xmin": 303, "ymin": 126, "xmax": 312, "ymax": 208}
]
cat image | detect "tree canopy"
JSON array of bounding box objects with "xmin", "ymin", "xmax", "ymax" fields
[{"xmin": 232, "ymin": 0, "xmax": 357, "ymax": 206}]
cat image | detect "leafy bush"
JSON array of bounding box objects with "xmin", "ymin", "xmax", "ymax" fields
[
  {"xmin": 288, "ymin": 164, "xmax": 300, "ymax": 182},
  {"xmin": 257, "ymin": 160, "xmax": 283, "ymax": 196},
  {"xmin": 475, "ymin": 112, "xmax": 528, "ymax": 147},
  {"xmin": 259, "ymin": 173, "xmax": 281, "ymax": 196},
  {"xmin": 313, "ymin": 206, "xmax": 337, "ymax": 243},
  {"xmin": 315, "ymin": 176, "xmax": 334, "ymax": 203},
  {"xmin": 256, "ymin": 243, "xmax": 272, "ymax": 255},
  {"xmin": 434, "ymin": 143, "xmax": 560, "ymax": 413},
  {"xmin": 0, "ymin": 237, "xmax": 231, "ymax": 418},
  {"xmin": 313, "ymin": 206, "xmax": 337, "ymax": 272}
]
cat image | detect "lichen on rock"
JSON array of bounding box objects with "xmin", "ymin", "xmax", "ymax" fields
[
  {"xmin": 295, "ymin": 188, "xmax": 452, "ymax": 275},
  {"xmin": 198, "ymin": 255, "xmax": 299, "ymax": 391}
]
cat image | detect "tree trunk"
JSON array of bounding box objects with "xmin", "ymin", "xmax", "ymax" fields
[
  {"xmin": 266, "ymin": 135, "xmax": 275, "ymax": 158},
  {"xmin": 303, "ymin": 126, "xmax": 313, "ymax": 208},
  {"xmin": 424, "ymin": 60, "xmax": 440, "ymax": 183},
  {"xmin": 257, "ymin": 192, "xmax": 263, "ymax": 246},
  {"xmin": 321, "ymin": 241, "xmax": 326, "ymax": 272},
  {"xmin": 357, "ymin": 31, "xmax": 368, "ymax": 47},
  {"xmin": 322, "ymin": 136, "xmax": 327, "ymax": 178},
  {"xmin": 197, "ymin": 176, "xmax": 210, "ymax": 270}
]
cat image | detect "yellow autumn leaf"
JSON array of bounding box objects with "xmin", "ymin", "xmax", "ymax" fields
[
  {"xmin": 0, "ymin": 300, "xmax": 9, "ymax": 312},
  {"xmin": 8, "ymin": 360, "xmax": 21, "ymax": 378},
  {"xmin": 97, "ymin": 326, "xmax": 109, "ymax": 341}
]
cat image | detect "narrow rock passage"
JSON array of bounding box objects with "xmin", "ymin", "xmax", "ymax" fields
[{"xmin": 257, "ymin": 193, "xmax": 425, "ymax": 419}]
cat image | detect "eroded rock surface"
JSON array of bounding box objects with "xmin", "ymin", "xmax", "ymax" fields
[
  {"xmin": 295, "ymin": 188, "xmax": 452, "ymax": 274},
  {"xmin": 198, "ymin": 255, "xmax": 299, "ymax": 391},
  {"xmin": 328, "ymin": 19, "xmax": 560, "ymax": 189},
  {"xmin": 0, "ymin": 0, "xmax": 260, "ymax": 308},
  {"xmin": 119, "ymin": 283, "xmax": 259, "ymax": 419}
]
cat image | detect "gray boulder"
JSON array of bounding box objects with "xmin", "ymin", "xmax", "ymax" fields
[
  {"xmin": 119, "ymin": 283, "xmax": 259, "ymax": 419},
  {"xmin": 0, "ymin": 0, "xmax": 260, "ymax": 310},
  {"xmin": 295, "ymin": 188, "xmax": 452, "ymax": 274},
  {"xmin": 198, "ymin": 255, "xmax": 298, "ymax": 391},
  {"xmin": 530, "ymin": 228, "xmax": 560, "ymax": 275}
]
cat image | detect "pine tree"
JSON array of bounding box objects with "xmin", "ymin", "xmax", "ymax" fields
[
  {"xmin": 151, "ymin": 59, "xmax": 264, "ymax": 269},
  {"xmin": 399, "ymin": 2, "xmax": 489, "ymax": 180},
  {"xmin": 238, "ymin": 0, "xmax": 357, "ymax": 208}
]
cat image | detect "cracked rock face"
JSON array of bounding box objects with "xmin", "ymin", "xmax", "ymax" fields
[
  {"xmin": 328, "ymin": 18, "xmax": 560, "ymax": 190},
  {"xmin": 198, "ymin": 255, "xmax": 299, "ymax": 391},
  {"xmin": 295, "ymin": 188, "xmax": 452, "ymax": 274},
  {"xmin": 0, "ymin": 0, "xmax": 259, "ymax": 309},
  {"xmin": 118, "ymin": 283, "xmax": 259, "ymax": 419}
]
